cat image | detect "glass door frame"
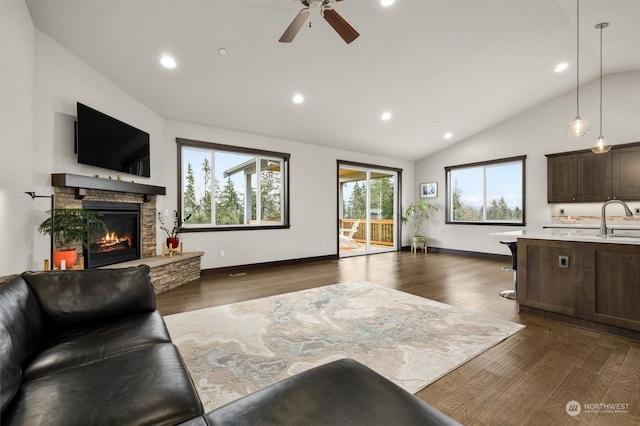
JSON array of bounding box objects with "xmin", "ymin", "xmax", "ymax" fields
[{"xmin": 337, "ymin": 160, "xmax": 402, "ymax": 257}]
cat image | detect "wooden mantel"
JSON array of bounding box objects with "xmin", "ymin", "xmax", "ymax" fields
[{"xmin": 51, "ymin": 173, "xmax": 166, "ymax": 199}]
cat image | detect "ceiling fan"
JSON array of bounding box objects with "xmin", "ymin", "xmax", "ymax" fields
[{"xmin": 279, "ymin": 0, "xmax": 360, "ymax": 44}]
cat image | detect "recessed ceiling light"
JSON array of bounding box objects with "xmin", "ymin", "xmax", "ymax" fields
[
  {"xmin": 293, "ymin": 94, "xmax": 304, "ymax": 104},
  {"xmin": 218, "ymin": 48, "xmax": 227, "ymax": 55},
  {"xmin": 444, "ymin": 132, "xmax": 453, "ymax": 139},
  {"xmin": 160, "ymin": 55, "xmax": 176, "ymax": 69},
  {"xmin": 381, "ymin": 0, "xmax": 395, "ymax": 6},
  {"xmin": 381, "ymin": 111, "xmax": 392, "ymax": 121},
  {"xmin": 554, "ymin": 62, "xmax": 569, "ymax": 73},
  {"xmin": 433, "ymin": 121, "xmax": 439, "ymax": 125}
]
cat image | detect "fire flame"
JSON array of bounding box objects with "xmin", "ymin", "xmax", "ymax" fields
[{"xmin": 96, "ymin": 230, "xmax": 132, "ymax": 251}]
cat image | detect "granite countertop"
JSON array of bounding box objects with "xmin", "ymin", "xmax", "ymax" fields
[{"xmin": 491, "ymin": 229, "xmax": 640, "ymax": 245}]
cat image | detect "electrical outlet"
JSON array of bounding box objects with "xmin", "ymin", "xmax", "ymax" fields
[
  {"xmin": 559, "ymin": 208, "xmax": 566, "ymax": 215},
  {"xmin": 559, "ymin": 255, "xmax": 569, "ymax": 268},
  {"xmin": 219, "ymin": 250, "xmax": 225, "ymax": 258},
  {"xmin": 635, "ymin": 208, "xmax": 640, "ymax": 215},
  {"xmin": 164, "ymin": 209, "xmax": 169, "ymax": 217}
]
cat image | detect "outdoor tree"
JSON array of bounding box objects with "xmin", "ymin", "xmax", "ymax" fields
[
  {"xmin": 183, "ymin": 162, "xmax": 200, "ymax": 223},
  {"xmin": 347, "ymin": 182, "xmax": 366, "ymax": 219},
  {"xmin": 216, "ymin": 177, "xmax": 244, "ymax": 225},
  {"xmin": 199, "ymin": 157, "xmax": 212, "ymax": 222}
]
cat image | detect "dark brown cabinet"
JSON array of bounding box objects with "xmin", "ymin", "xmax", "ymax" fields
[
  {"xmin": 546, "ymin": 141, "xmax": 640, "ymax": 203},
  {"xmin": 547, "ymin": 154, "xmax": 576, "ymax": 202},
  {"xmin": 611, "ymin": 144, "xmax": 640, "ymax": 200},
  {"xmin": 517, "ymin": 239, "xmax": 583, "ymax": 317},
  {"xmin": 518, "ymin": 238, "xmax": 640, "ymax": 337}
]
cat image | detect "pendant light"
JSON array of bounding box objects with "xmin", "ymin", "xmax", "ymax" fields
[
  {"xmin": 567, "ymin": 0, "xmax": 589, "ymax": 138},
  {"xmin": 591, "ymin": 22, "xmax": 611, "ymax": 154}
]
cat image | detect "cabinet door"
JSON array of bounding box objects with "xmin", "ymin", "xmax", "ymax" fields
[
  {"xmin": 517, "ymin": 239, "xmax": 583, "ymax": 316},
  {"xmin": 576, "ymin": 151, "xmax": 611, "ymax": 201},
  {"xmin": 547, "ymin": 155, "xmax": 577, "ymax": 203},
  {"xmin": 611, "ymin": 145, "xmax": 640, "ymax": 200},
  {"xmin": 583, "ymin": 243, "xmax": 640, "ymax": 331}
]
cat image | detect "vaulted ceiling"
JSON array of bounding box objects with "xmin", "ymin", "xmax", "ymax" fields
[{"xmin": 26, "ymin": 0, "xmax": 640, "ymax": 161}]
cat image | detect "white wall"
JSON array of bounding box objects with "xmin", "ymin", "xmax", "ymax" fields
[
  {"xmin": 163, "ymin": 120, "xmax": 414, "ymax": 270},
  {"xmin": 0, "ymin": 21, "xmax": 165, "ymax": 276},
  {"xmin": 415, "ymin": 70, "xmax": 640, "ymax": 256},
  {"xmin": 0, "ymin": 0, "xmax": 36, "ymax": 275},
  {"xmin": 0, "ymin": 3, "xmax": 413, "ymax": 275}
]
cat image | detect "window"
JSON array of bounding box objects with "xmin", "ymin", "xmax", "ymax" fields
[
  {"xmin": 177, "ymin": 138, "xmax": 290, "ymax": 230},
  {"xmin": 445, "ymin": 155, "xmax": 526, "ymax": 225}
]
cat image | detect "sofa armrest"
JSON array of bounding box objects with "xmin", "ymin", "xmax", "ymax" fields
[
  {"xmin": 205, "ymin": 358, "xmax": 461, "ymax": 426},
  {"xmin": 23, "ymin": 265, "xmax": 155, "ymax": 325}
]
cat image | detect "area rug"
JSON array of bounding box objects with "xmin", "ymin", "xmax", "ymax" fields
[{"xmin": 164, "ymin": 280, "xmax": 524, "ymax": 411}]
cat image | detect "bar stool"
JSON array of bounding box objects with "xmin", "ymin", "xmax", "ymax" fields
[{"xmin": 499, "ymin": 240, "xmax": 517, "ymax": 300}]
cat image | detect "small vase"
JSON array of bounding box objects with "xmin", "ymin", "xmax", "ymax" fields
[
  {"xmin": 166, "ymin": 237, "xmax": 179, "ymax": 249},
  {"xmin": 53, "ymin": 249, "xmax": 78, "ymax": 269}
]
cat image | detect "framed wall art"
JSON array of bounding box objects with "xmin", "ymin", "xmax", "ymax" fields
[{"xmin": 421, "ymin": 182, "xmax": 437, "ymax": 198}]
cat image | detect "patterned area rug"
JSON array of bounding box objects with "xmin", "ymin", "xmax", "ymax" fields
[{"xmin": 164, "ymin": 280, "xmax": 524, "ymax": 411}]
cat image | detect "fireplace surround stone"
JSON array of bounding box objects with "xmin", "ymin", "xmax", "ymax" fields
[{"xmin": 51, "ymin": 175, "xmax": 202, "ymax": 293}]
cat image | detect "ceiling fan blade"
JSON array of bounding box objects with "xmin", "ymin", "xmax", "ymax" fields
[
  {"xmin": 279, "ymin": 9, "xmax": 310, "ymax": 43},
  {"xmin": 323, "ymin": 8, "xmax": 359, "ymax": 44}
]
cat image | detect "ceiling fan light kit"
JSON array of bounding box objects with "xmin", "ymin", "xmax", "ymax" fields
[{"xmin": 279, "ymin": 0, "xmax": 360, "ymax": 44}]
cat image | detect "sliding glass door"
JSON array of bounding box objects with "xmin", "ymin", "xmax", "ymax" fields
[{"xmin": 338, "ymin": 163, "xmax": 399, "ymax": 257}]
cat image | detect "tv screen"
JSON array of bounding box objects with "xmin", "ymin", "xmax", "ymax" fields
[{"xmin": 76, "ymin": 102, "xmax": 151, "ymax": 177}]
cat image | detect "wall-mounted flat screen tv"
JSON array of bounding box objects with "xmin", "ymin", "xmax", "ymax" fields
[{"xmin": 76, "ymin": 102, "xmax": 151, "ymax": 177}]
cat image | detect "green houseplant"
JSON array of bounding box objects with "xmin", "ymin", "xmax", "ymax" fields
[
  {"xmin": 402, "ymin": 201, "xmax": 438, "ymax": 248},
  {"xmin": 38, "ymin": 208, "xmax": 107, "ymax": 268},
  {"xmin": 157, "ymin": 210, "xmax": 191, "ymax": 249}
]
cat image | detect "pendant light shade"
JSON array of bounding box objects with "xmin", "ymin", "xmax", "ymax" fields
[
  {"xmin": 567, "ymin": 0, "xmax": 589, "ymax": 138},
  {"xmin": 591, "ymin": 22, "xmax": 611, "ymax": 154}
]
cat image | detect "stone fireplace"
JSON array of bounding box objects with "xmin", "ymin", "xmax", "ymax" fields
[
  {"xmin": 51, "ymin": 174, "xmax": 203, "ymax": 294},
  {"xmin": 51, "ymin": 173, "xmax": 164, "ymax": 262}
]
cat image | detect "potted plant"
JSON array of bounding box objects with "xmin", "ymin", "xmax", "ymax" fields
[
  {"xmin": 157, "ymin": 210, "xmax": 191, "ymax": 249},
  {"xmin": 38, "ymin": 209, "xmax": 107, "ymax": 268},
  {"xmin": 401, "ymin": 201, "xmax": 438, "ymax": 248}
]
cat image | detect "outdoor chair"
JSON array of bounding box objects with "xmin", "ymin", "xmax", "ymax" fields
[{"xmin": 339, "ymin": 220, "xmax": 360, "ymax": 248}]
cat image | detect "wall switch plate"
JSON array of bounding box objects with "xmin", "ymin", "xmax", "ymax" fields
[
  {"xmin": 559, "ymin": 255, "xmax": 569, "ymax": 268},
  {"xmin": 219, "ymin": 250, "xmax": 225, "ymax": 258},
  {"xmin": 559, "ymin": 208, "xmax": 566, "ymax": 215}
]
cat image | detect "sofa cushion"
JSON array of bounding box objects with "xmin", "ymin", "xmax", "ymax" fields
[
  {"xmin": 23, "ymin": 265, "xmax": 155, "ymax": 325},
  {"xmin": 23, "ymin": 310, "xmax": 172, "ymax": 380},
  {"xmin": 0, "ymin": 276, "xmax": 43, "ymax": 365},
  {"xmin": 0, "ymin": 323, "xmax": 21, "ymax": 415},
  {"xmin": 2, "ymin": 343, "xmax": 203, "ymax": 426},
  {"xmin": 206, "ymin": 358, "xmax": 461, "ymax": 426}
]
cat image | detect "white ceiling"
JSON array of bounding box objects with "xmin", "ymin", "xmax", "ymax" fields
[{"xmin": 26, "ymin": 0, "xmax": 640, "ymax": 161}]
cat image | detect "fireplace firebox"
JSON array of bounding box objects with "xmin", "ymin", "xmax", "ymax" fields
[{"xmin": 83, "ymin": 201, "xmax": 141, "ymax": 268}]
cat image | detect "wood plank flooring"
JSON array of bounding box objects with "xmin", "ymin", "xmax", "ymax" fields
[{"xmin": 156, "ymin": 251, "xmax": 640, "ymax": 426}]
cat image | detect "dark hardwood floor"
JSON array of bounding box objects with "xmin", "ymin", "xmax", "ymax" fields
[{"xmin": 156, "ymin": 251, "xmax": 640, "ymax": 426}]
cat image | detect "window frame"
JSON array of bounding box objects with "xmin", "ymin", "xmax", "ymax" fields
[
  {"xmin": 444, "ymin": 155, "xmax": 526, "ymax": 226},
  {"xmin": 177, "ymin": 138, "xmax": 291, "ymax": 232}
]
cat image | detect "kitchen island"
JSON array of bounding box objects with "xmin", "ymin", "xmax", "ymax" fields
[{"xmin": 493, "ymin": 229, "xmax": 640, "ymax": 340}]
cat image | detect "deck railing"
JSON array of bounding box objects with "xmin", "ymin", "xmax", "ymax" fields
[{"xmin": 340, "ymin": 218, "xmax": 395, "ymax": 246}]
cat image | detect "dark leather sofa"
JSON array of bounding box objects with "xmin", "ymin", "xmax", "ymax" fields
[{"xmin": 1, "ymin": 265, "xmax": 460, "ymax": 426}]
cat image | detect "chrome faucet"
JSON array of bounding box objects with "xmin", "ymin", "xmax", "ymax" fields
[{"xmin": 600, "ymin": 200, "xmax": 634, "ymax": 235}]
